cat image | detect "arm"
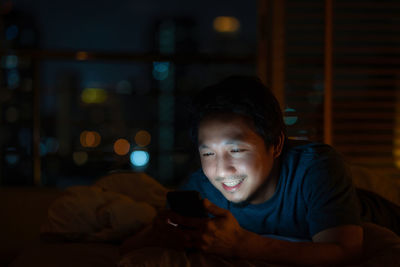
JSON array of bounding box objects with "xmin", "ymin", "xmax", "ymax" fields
[
  {"xmin": 120, "ymin": 224, "xmax": 153, "ymax": 255},
  {"xmin": 238, "ymin": 224, "xmax": 363, "ymax": 265},
  {"xmin": 170, "ymin": 199, "xmax": 363, "ymax": 266}
]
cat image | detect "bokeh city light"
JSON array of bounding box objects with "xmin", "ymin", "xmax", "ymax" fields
[
  {"xmin": 76, "ymin": 51, "xmax": 89, "ymax": 61},
  {"xmin": 80, "ymin": 131, "xmax": 101, "ymax": 148},
  {"xmin": 213, "ymin": 16, "xmax": 240, "ymax": 33},
  {"xmin": 114, "ymin": 138, "xmax": 130, "ymax": 156},
  {"xmin": 284, "ymin": 107, "xmax": 298, "ymax": 126},
  {"xmin": 81, "ymin": 88, "xmax": 107, "ymax": 104},
  {"xmin": 135, "ymin": 130, "xmax": 151, "ymax": 147},
  {"xmin": 130, "ymin": 150, "xmax": 150, "ymax": 167},
  {"xmin": 73, "ymin": 151, "xmax": 88, "ymax": 166}
]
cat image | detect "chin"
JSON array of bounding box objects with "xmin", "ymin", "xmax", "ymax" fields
[{"xmin": 224, "ymin": 192, "xmax": 247, "ymax": 204}]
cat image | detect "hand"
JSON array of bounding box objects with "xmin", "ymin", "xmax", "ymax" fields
[
  {"xmin": 120, "ymin": 210, "xmax": 187, "ymax": 255},
  {"xmin": 168, "ymin": 198, "xmax": 248, "ymax": 258}
]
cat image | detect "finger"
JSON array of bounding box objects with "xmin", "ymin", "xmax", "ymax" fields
[
  {"xmin": 153, "ymin": 210, "xmax": 172, "ymax": 226},
  {"xmin": 203, "ymin": 198, "xmax": 229, "ymax": 217},
  {"xmin": 154, "ymin": 210, "xmax": 171, "ymax": 224},
  {"xmin": 156, "ymin": 210, "xmax": 183, "ymax": 225},
  {"xmin": 168, "ymin": 211, "xmax": 207, "ymax": 229},
  {"xmin": 179, "ymin": 228, "xmax": 205, "ymax": 248}
]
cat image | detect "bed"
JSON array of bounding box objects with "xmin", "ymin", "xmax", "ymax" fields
[{"xmin": 7, "ymin": 168, "xmax": 400, "ymax": 267}]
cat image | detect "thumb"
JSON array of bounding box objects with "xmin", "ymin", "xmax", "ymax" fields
[{"xmin": 203, "ymin": 198, "xmax": 229, "ymax": 217}]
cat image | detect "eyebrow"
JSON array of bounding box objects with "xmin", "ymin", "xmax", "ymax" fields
[{"xmin": 198, "ymin": 139, "xmax": 246, "ymax": 149}]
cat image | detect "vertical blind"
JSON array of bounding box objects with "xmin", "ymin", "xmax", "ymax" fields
[
  {"xmin": 282, "ymin": 0, "xmax": 400, "ymax": 172},
  {"xmin": 332, "ymin": 0, "xmax": 399, "ymax": 171}
]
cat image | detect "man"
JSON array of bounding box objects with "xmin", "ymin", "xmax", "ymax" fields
[{"xmin": 122, "ymin": 76, "xmax": 364, "ymax": 265}]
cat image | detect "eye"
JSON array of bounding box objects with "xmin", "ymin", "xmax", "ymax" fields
[
  {"xmin": 202, "ymin": 152, "xmax": 214, "ymax": 157},
  {"xmin": 231, "ymin": 148, "xmax": 245, "ymax": 153}
]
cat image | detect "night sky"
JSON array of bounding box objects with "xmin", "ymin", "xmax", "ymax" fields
[
  {"xmin": 12, "ymin": 0, "xmax": 257, "ymax": 103},
  {"xmin": 13, "ymin": 0, "xmax": 256, "ymax": 52},
  {"xmin": 1, "ymin": 0, "xmax": 259, "ymax": 186}
]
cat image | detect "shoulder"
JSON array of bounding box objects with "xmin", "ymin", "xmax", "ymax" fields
[
  {"xmin": 179, "ymin": 169, "xmax": 213, "ymax": 195},
  {"xmin": 280, "ymin": 140, "xmax": 351, "ymax": 194},
  {"xmin": 282, "ymin": 142, "xmax": 360, "ymax": 236},
  {"xmin": 282, "ymin": 140, "xmax": 345, "ymax": 171},
  {"xmin": 180, "ymin": 169, "xmax": 208, "ymax": 190},
  {"xmin": 284, "ymin": 140, "xmax": 339, "ymax": 160},
  {"xmin": 180, "ymin": 169, "xmax": 227, "ymax": 205}
]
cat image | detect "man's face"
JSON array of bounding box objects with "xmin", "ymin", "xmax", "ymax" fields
[{"xmin": 198, "ymin": 113, "xmax": 280, "ymax": 204}]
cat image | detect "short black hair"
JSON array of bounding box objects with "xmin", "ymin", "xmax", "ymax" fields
[{"xmin": 190, "ymin": 75, "xmax": 286, "ymax": 148}]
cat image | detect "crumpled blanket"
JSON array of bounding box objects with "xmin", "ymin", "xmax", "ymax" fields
[{"xmin": 41, "ymin": 172, "xmax": 169, "ymax": 242}]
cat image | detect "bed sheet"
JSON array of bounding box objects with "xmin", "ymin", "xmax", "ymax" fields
[
  {"xmin": 10, "ymin": 240, "xmax": 119, "ymax": 267},
  {"xmin": 10, "ymin": 222, "xmax": 400, "ymax": 267}
]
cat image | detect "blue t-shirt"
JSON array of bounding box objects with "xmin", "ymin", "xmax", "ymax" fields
[{"xmin": 180, "ymin": 142, "xmax": 361, "ymax": 240}]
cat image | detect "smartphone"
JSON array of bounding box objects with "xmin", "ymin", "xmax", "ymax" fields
[{"xmin": 167, "ymin": 190, "xmax": 208, "ymax": 218}]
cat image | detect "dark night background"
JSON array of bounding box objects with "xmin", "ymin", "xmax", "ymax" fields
[
  {"xmin": 0, "ymin": 0, "xmax": 258, "ymax": 187},
  {"xmin": 1, "ymin": 0, "xmax": 399, "ymax": 188}
]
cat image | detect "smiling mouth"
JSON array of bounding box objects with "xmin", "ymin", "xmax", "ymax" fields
[{"xmin": 222, "ymin": 179, "xmax": 244, "ymax": 192}]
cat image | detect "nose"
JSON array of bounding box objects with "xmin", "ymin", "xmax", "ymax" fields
[{"xmin": 215, "ymin": 154, "xmax": 236, "ymax": 178}]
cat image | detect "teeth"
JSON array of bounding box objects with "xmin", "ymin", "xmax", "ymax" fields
[{"xmin": 223, "ymin": 180, "xmax": 242, "ymax": 187}]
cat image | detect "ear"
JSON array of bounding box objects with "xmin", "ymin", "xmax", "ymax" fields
[{"xmin": 273, "ymin": 131, "xmax": 285, "ymax": 159}]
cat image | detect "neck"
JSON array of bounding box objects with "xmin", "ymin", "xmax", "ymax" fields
[{"xmin": 249, "ymin": 157, "xmax": 281, "ymax": 204}]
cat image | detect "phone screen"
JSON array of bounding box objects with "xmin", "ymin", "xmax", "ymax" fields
[{"xmin": 167, "ymin": 190, "xmax": 207, "ymax": 218}]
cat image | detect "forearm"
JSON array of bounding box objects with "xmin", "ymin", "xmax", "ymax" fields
[
  {"xmin": 120, "ymin": 219, "xmax": 189, "ymax": 256},
  {"xmin": 236, "ymin": 230, "xmax": 361, "ymax": 266},
  {"xmin": 120, "ymin": 225, "xmax": 153, "ymax": 255}
]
